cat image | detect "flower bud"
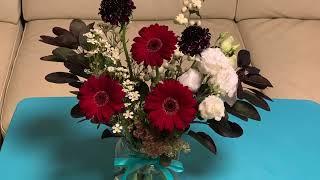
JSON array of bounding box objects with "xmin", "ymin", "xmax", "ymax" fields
[
  {"xmin": 181, "ymin": 6, "xmax": 188, "ymax": 13},
  {"xmin": 220, "ymin": 36, "xmax": 235, "ymax": 53}
]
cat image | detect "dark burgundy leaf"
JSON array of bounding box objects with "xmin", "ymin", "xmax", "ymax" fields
[
  {"xmin": 71, "ymin": 104, "xmax": 85, "ymax": 118},
  {"xmin": 237, "ymin": 50, "xmax": 251, "ymax": 67},
  {"xmin": 87, "ymin": 22, "xmax": 95, "ymax": 30},
  {"xmin": 70, "ymin": 91, "xmax": 79, "ymax": 95},
  {"xmin": 248, "ymin": 88, "xmax": 273, "ymax": 101},
  {"xmin": 243, "ymin": 74, "xmax": 273, "ymax": 89},
  {"xmin": 69, "ymin": 81, "xmax": 83, "ymax": 88},
  {"xmin": 52, "ymin": 47, "xmax": 77, "ymax": 61},
  {"xmin": 188, "ymin": 131, "xmax": 217, "ymax": 154},
  {"xmin": 237, "ymin": 69, "xmax": 246, "ymax": 81},
  {"xmin": 40, "ymin": 35, "xmax": 59, "ymax": 46},
  {"xmin": 52, "ymin": 27, "xmax": 70, "ymax": 36},
  {"xmin": 70, "ymin": 19, "xmax": 88, "ymax": 39},
  {"xmin": 225, "ymin": 103, "xmax": 248, "ymax": 121},
  {"xmin": 246, "ymin": 66, "xmax": 260, "ymax": 75},
  {"xmin": 45, "ymin": 72, "xmax": 79, "ymax": 84},
  {"xmin": 55, "ymin": 34, "xmax": 79, "ymax": 49},
  {"xmin": 237, "ymin": 81, "xmax": 244, "ymax": 98},
  {"xmin": 67, "ymin": 54, "xmax": 89, "ymax": 68},
  {"xmin": 209, "ymin": 119, "xmax": 243, "ymax": 138},
  {"xmin": 101, "ymin": 129, "xmax": 121, "ymax": 139},
  {"xmin": 64, "ymin": 61, "xmax": 90, "ymax": 79},
  {"xmin": 232, "ymin": 100, "xmax": 261, "ymax": 121},
  {"xmin": 40, "ymin": 55, "xmax": 64, "ymax": 62},
  {"xmin": 241, "ymin": 90, "xmax": 270, "ymax": 111}
]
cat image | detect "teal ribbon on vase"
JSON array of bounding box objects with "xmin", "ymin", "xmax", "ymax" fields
[{"xmin": 114, "ymin": 157, "xmax": 184, "ymax": 180}]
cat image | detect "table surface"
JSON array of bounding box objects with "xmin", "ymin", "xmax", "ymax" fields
[{"xmin": 0, "ymin": 97, "xmax": 320, "ymax": 180}]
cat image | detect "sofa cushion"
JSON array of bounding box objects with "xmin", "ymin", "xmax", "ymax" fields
[
  {"xmin": 238, "ymin": 19, "xmax": 320, "ymax": 103},
  {"xmin": 0, "ymin": 0, "xmax": 21, "ymax": 24},
  {"xmin": 1, "ymin": 19, "xmax": 244, "ymax": 135},
  {"xmin": 22, "ymin": 0, "xmax": 237, "ymax": 21},
  {"xmin": 236, "ymin": 0, "xmax": 320, "ymax": 21},
  {"xmin": 0, "ymin": 22, "xmax": 23, "ymax": 133}
]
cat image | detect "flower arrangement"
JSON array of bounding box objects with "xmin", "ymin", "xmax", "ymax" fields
[{"xmin": 40, "ymin": 0, "xmax": 272, "ymax": 179}]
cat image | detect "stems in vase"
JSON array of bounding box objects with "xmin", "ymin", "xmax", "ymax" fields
[{"xmin": 121, "ymin": 24, "xmax": 134, "ymax": 79}]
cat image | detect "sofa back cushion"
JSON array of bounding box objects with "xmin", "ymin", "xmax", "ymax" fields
[
  {"xmin": 236, "ymin": 0, "xmax": 320, "ymax": 21},
  {"xmin": 22, "ymin": 0, "xmax": 237, "ymax": 21},
  {"xmin": 0, "ymin": 0, "xmax": 21, "ymax": 24}
]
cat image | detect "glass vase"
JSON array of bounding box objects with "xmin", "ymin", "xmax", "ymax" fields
[{"xmin": 114, "ymin": 138, "xmax": 179, "ymax": 180}]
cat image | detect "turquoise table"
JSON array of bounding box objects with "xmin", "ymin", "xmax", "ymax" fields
[{"xmin": 1, "ymin": 97, "xmax": 320, "ymax": 180}]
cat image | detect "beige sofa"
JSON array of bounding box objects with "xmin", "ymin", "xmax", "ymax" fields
[{"xmin": 1, "ymin": 0, "xmax": 320, "ymax": 137}]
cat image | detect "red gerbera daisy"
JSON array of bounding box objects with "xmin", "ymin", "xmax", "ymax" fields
[
  {"xmin": 131, "ymin": 24, "xmax": 178, "ymax": 67},
  {"xmin": 145, "ymin": 80, "xmax": 197, "ymax": 133},
  {"xmin": 78, "ymin": 75, "xmax": 125, "ymax": 124}
]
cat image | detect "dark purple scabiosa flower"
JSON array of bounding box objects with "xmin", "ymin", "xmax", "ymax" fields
[
  {"xmin": 178, "ymin": 25, "xmax": 211, "ymax": 56},
  {"xmin": 99, "ymin": 0, "xmax": 136, "ymax": 26}
]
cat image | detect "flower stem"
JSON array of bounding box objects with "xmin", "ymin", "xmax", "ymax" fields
[{"xmin": 121, "ymin": 24, "xmax": 133, "ymax": 79}]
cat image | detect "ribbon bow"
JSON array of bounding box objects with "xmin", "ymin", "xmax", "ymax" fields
[{"xmin": 114, "ymin": 157, "xmax": 184, "ymax": 180}]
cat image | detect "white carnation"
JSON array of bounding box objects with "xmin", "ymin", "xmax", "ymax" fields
[
  {"xmin": 178, "ymin": 69, "xmax": 203, "ymax": 92},
  {"xmin": 199, "ymin": 95, "xmax": 225, "ymax": 121},
  {"xmin": 199, "ymin": 48, "xmax": 233, "ymax": 75},
  {"xmin": 199, "ymin": 48, "xmax": 238, "ymax": 100}
]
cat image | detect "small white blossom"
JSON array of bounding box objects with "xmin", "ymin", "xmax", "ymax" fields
[
  {"xmin": 175, "ymin": 14, "xmax": 188, "ymax": 25},
  {"xmin": 127, "ymin": 91, "xmax": 140, "ymax": 101},
  {"xmin": 124, "ymin": 103, "xmax": 132, "ymax": 107},
  {"xmin": 123, "ymin": 110, "xmax": 134, "ymax": 119},
  {"xmin": 199, "ymin": 95, "xmax": 225, "ymax": 121},
  {"xmin": 174, "ymin": 49, "xmax": 184, "ymax": 57},
  {"xmin": 112, "ymin": 123, "xmax": 123, "ymax": 134},
  {"xmin": 107, "ymin": 67, "xmax": 115, "ymax": 72},
  {"xmin": 189, "ymin": 20, "xmax": 196, "ymax": 26}
]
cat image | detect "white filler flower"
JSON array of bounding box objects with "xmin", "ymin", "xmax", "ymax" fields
[
  {"xmin": 112, "ymin": 123, "xmax": 123, "ymax": 134},
  {"xmin": 199, "ymin": 95, "xmax": 225, "ymax": 121},
  {"xmin": 178, "ymin": 69, "xmax": 203, "ymax": 92}
]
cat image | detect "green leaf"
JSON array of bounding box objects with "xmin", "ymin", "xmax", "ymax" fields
[
  {"xmin": 232, "ymin": 100, "xmax": 261, "ymax": 121},
  {"xmin": 188, "ymin": 131, "xmax": 217, "ymax": 154},
  {"xmin": 45, "ymin": 72, "xmax": 79, "ymax": 84},
  {"xmin": 241, "ymin": 90, "xmax": 270, "ymax": 111},
  {"xmin": 52, "ymin": 47, "xmax": 77, "ymax": 60},
  {"xmin": 209, "ymin": 119, "xmax": 243, "ymax": 138}
]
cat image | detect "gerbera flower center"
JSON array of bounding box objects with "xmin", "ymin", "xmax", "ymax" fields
[
  {"xmin": 147, "ymin": 38, "xmax": 163, "ymax": 52},
  {"xmin": 94, "ymin": 91, "xmax": 109, "ymax": 107},
  {"xmin": 162, "ymin": 97, "xmax": 179, "ymax": 114}
]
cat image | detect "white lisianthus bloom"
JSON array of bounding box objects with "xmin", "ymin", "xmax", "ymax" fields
[
  {"xmin": 199, "ymin": 95, "xmax": 225, "ymax": 121},
  {"xmin": 178, "ymin": 69, "xmax": 203, "ymax": 92}
]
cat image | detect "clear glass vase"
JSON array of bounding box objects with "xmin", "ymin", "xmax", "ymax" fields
[{"xmin": 114, "ymin": 138, "xmax": 179, "ymax": 180}]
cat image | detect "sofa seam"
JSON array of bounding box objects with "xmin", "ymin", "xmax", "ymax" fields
[{"xmin": 0, "ymin": 22, "xmax": 27, "ymax": 136}]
